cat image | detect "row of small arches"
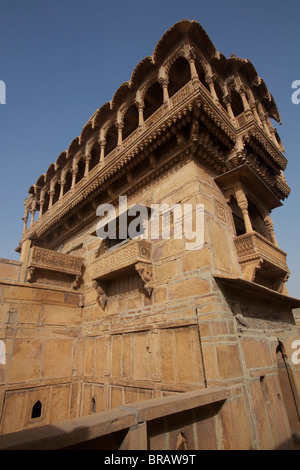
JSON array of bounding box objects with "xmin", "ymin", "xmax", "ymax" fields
[{"xmin": 26, "ymin": 54, "xmax": 248, "ymax": 224}]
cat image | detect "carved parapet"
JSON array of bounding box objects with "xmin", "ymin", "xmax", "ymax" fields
[
  {"xmin": 234, "ymin": 231, "xmax": 289, "ymax": 292},
  {"xmin": 92, "ymin": 239, "xmax": 152, "ymax": 296},
  {"xmin": 27, "ymin": 246, "xmax": 83, "ymax": 289}
]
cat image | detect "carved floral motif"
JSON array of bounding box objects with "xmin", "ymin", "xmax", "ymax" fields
[
  {"xmin": 29, "ymin": 246, "xmax": 83, "ymax": 274},
  {"xmin": 92, "ymin": 240, "xmax": 151, "ymax": 279}
]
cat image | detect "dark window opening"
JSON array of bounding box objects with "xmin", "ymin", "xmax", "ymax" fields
[
  {"xmin": 42, "ymin": 190, "xmax": 50, "ymax": 214},
  {"xmin": 90, "ymin": 397, "xmax": 96, "ymax": 414},
  {"xmin": 248, "ymin": 202, "xmax": 271, "ymax": 241},
  {"xmin": 76, "ymin": 158, "xmax": 85, "ymax": 184},
  {"xmin": 52, "ymin": 181, "xmax": 60, "ymax": 206},
  {"xmin": 63, "ymin": 170, "xmax": 72, "ymax": 195},
  {"xmin": 231, "ymin": 90, "xmax": 244, "ymax": 117},
  {"xmin": 143, "ymin": 82, "xmax": 163, "ymax": 121},
  {"xmin": 123, "ymin": 104, "xmax": 139, "ymax": 141},
  {"xmin": 90, "ymin": 142, "xmax": 100, "ymax": 171},
  {"xmin": 229, "ymin": 197, "xmax": 246, "ymax": 236},
  {"xmin": 233, "ymin": 213, "xmax": 246, "ymax": 236},
  {"xmin": 195, "ymin": 60, "xmax": 209, "ymax": 91},
  {"xmin": 168, "ymin": 57, "xmax": 191, "ymax": 98},
  {"xmin": 31, "ymin": 400, "xmax": 42, "ymax": 419},
  {"xmin": 105, "ymin": 124, "xmax": 118, "ymax": 158}
]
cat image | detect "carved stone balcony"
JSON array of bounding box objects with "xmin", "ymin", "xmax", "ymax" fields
[
  {"xmin": 27, "ymin": 246, "xmax": 83, "ymax": 289},
  {"xmin": 234, "ymin": 231, "xmax": 289, "ymax": 292},
  {"xmin": 92, "ymin": 240, "xmax": 153, "ymax": 305}
]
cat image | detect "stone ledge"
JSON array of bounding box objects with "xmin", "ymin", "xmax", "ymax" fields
[
  {"xmin": 0, "ymin": 387, "xmax": 228, "ymax": 450},
  {"xmin": 118, "ymin": 387, "xmax": 228, "ymax": 423}
]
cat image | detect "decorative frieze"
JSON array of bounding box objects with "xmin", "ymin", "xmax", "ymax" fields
[
  {"xmin": 92, "ymin": 239, "xmax": 151, "ymax": 280},
  {"xmin": 27, "ymin": 246, "xmax": 83, "ymax": 289}
]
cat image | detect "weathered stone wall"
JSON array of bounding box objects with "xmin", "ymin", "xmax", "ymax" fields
[
  {"xmin": 0, "ymin": 259, "xmax": 21, "ymax": 282},
  {"xmin": 0, "ymin": 157, "xmax": 299, "ymax": 449},
  {"xmin": 0, "ymin": 281, "xmax": 82, "ymax": 434}
]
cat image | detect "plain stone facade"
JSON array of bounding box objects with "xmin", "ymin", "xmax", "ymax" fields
[{"xmin": 0, "ymin": 20, "xmax": 299, "ymax": 450}]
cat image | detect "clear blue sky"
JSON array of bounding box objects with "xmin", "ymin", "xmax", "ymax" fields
[{"xmin": 0, "ymin": 0, "xmax": 299, "ymax": 297}]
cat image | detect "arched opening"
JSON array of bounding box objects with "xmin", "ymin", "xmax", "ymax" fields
[
  {"xmin": 122, "ymin": 104, "xmax": 139, "ymax": 141},
  {"xmin": 231, "ymin": 90, "xmax": 244, "ymax": 117},
  {"xmin": 63, "ymin": 170, "xmax": 72, "ymax": 195},
  {"xmin": 143, "ymin": 81, "xmax": 163, "ymax": 121},
  {"xmin": 76, "ymin": 157, "xmax": 85, "ymax": 184},
  {"xmin": 168, "ymin": 57, "xmax": 191, "ymax": 98},
  {"xmin": 90, "ymin": 142, "xmax": 100, "ymax": 171},
  {"xmin": 52, "ymin": 180, "xmax": 60, "ymax": 206},
  {"xmin": 31, "ymin": 400, "xmax": 42, "ymax": 419},
  {"xmin": 276, "ymin": 342, "xmax": 300, "ymax": 435},
  {"xmin": 104, "ymin": 124, "xmax": 118, "ymax": 158}
]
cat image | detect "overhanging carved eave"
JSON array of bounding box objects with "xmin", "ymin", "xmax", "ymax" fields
[
  {"xmin": 214, "ymin": 164, "xmax": 282, "ymax": 211},
  {"xmin": 213, "ymin": 274, "xmax": 300, "ymax": 310}
]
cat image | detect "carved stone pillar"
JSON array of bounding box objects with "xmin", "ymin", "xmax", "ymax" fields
[
  {"xmin": 59, "ymin": 178, "xmax": 65, "ymax": 199},
  {"xmin": 262, "ymin": 114, "xmax": 272, "ymax": 136},
  {"xmin": 30, "ymin": 198, "xmax": 37, "ymax": 227},
  {"xmin": 99, "ymin": 139, "xmax": 106, "ymax": 164},
  {"xmin": 137, "ymin": 102, "xmax": 144, "ymax": 128},
  {"xmin": 239, "ymin": 87, "xmax": 251, "ymax": 112},
  {"xmin": 49, "ymin": 189, "xmax": 55, "ymax": 209},
  {"xmin": 269, "ymin": 126, "xmax": 279, "ymax": 146},
  {"xmin": 22, "ymin": 206, "xmax": 30, "ymax": 235},
  {"xmin": 257, "ymin": 102, "xmax": 271, "ymax": 136},
  {"xmin": 71, "ymin": 166, "xmax": 78, "ymax": 188},
  {"xmin": 264, "ymin": 214, "xmax": 279, "ymax": 246},
  {"xmin": 206, "ymin": 74, "xmax": 218, "ymax": 101},
  {"xmin": 188, "ymin": 54, "xmax": 200, "ymax": 86},
  {"xmin": 224, "ymin": 94, "xmax": 235, "ymax": 119},
  {"xmin": 84, "ymin": 153, "xmax": 91, "ymax": 176},
  {"xmin": 235, "ymin": 186, "xmax": 253, "ymax": 233},
  {"xmin": 160, "ymin": 78, "xmax": 169, "ymax": 105},
  {"xmin": 250, "ymin": 100, "xmax": 262, "ymax": 125},
  {"xmin": 39, "ymin": 198, "xmax": 45, "ymax": 218},
  {"xmin": 117, "ymin": 122, "xmax": 123, "ymax": 147}
]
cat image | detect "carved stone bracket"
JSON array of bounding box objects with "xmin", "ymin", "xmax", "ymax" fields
[
  {"xmin": 240, "ymin": 257, "xmax": 263, "ymax": 282},
  {"xmin": 92, "ymin": 280, "xmax": 107, "ymax": 309},
  {"xmin": 92, "ymin": 240, "xmax": 154, "ymax": 304},
  {"xmin": 135, "ymin": 262, "xmax": 153, "ymax": 296}
]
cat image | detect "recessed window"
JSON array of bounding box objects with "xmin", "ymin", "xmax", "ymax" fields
[
  {"xmin": 90, "ymin": 397, "xmax": 96, "ymax": 414},
  {"xmin": 31, "ymin": 400, "xmax": 42, "ymax": 419}
]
